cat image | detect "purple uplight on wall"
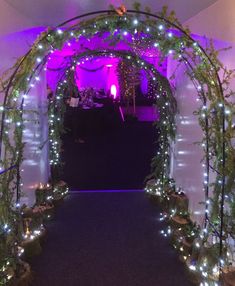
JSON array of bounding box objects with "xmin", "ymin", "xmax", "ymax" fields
[
  {"xmin": 45, "ymin": 31, "xmax": 171, "ymax": 99},
  {"xmin": 105, "ymin": 59, "xmax": 119, "ymax": 98},
  {"xmin": 110, "ymin": 84, "xmax": 117, "ymax": 99}
]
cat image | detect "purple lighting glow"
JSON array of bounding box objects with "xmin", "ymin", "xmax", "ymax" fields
[{"xmin": 110, "ymin": 84, "xmax": 117, "ymax": 99}]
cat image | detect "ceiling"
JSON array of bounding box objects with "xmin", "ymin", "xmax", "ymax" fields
[{"xmin": 4, "ymin": 0, "xmax": 218, "ymax": 28}]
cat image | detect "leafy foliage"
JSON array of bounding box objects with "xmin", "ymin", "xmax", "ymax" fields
[{"xmin": 0, "ymin": 3, "xmax": 234, "ymax": 284}]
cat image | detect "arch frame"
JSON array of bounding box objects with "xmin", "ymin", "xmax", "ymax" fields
[{"xmin": 0, "ymin": 6, "xmax": 234, "ymax": 284}]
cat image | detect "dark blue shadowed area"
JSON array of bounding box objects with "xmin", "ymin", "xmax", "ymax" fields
[
  {"xmin": 30, "ymin": 191, "xmax": 193, "ymax": 286},
  {"xmin": 61, "ymin": 119, "xmax": 156, "ymax": 190},
  {"xmin": 29, "ymin": 116, "xmax": 193, "ymax": 285}
]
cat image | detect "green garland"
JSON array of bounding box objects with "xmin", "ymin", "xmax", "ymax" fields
[{"xmin": 0, "ymin": 3, "xmax": 234, "ymax": 284}]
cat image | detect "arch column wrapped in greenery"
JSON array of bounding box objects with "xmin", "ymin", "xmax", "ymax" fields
[{"xmin": 0, "ymin": 4, "xmax": 235, "ymax": 285}]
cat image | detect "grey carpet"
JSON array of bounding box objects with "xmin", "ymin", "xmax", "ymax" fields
[{"xmin": 30, "ymin": 191, "xmax": 193, "ymax": 286}]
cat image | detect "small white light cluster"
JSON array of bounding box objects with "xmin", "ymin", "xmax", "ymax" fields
[
  {"xmin": 160, "ymin": 226, "xmax": 172, "ymax": 237},
  {"xmin": 23, "ymin": 225, "xmax": 44, "ymax": 241},
  {"xmin": 1, "ymin": 223, "xmax": 11, "ymax": 234},
  {"xmin": 57, "ymin": 29, "xmax": 63, "ymax": 35},
  {"xmin": 133, "ymin": 19, "xmax": 138, "ymax": 25}
]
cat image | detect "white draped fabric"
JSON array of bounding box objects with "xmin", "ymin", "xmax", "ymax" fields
[{"xmin": 0, "ymin": 28, "xmax": 50, "ymax": 206}]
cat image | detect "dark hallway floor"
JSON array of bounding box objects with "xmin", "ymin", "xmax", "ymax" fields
[
  {"xmin": 29, "ymin": 117, "xmax": 193, "ymax": 285},
  {"xmin": 30, "ymin": 191, "xmax": 193, "ymax": 286}
]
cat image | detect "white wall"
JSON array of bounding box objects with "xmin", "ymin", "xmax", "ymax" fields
[
  {"xmin": 0, "ymin": 28, "xmax": 49, "ymax": 206},
  {"xmin": 0, "ymin": 27, "xmax": 45, "ymax": 74},
  {"xmin": 169, "ymin": 1, "xmax": 235, "ymax": 225},
  {"xmin": 0, "ymin": 1, "xmax": 34, "ymax": 37},
  {"xmin": 168, "ymin": 57, "xmax": 205, "ymax": 224},
  {"xmin": 184, "ymin": 0, "xmax": 235, "ymax": 43},
  {"xmin": 20, "ymin": 71, "xmax": 49, "ymax": 206}
]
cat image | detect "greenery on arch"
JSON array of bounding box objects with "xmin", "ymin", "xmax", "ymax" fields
[{"xmin": 0, "ymin": 3, "xmax": 235, "ymax": 284}]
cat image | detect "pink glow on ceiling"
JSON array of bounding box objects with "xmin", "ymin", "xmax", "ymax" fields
[
  {"xmin": 46, "ymin": 31, "xmax": 168, "ymax": 93},
  {"xmin": 47, "ymin": 33, "xmax": 168, "ymax": 77}
]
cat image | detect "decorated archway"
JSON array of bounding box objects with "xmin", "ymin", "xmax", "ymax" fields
[
  {"xmin": 46, "ymin": 48, "xmax": 176, "ymax": 184},
  {"xmin": 0, "ymin": 4, "xmax": 234, "ymax": 285}
]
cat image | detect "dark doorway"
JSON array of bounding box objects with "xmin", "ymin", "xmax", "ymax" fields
[{"xmin": 62, "ymin": 103, "xmax": 156, "ymax": 190}]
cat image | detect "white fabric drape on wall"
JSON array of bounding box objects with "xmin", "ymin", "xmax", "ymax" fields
[
  {"xmin": 21, "ymin": 71, "xmax": 49, "ymax": 206},
  {"xmin": 167, "ymin": 58, "xmax": 205, "ymax": 225},
  {"xmin": 0, "ymin": 28, "xmax": 49, "ymax": 207},
  {"xmin": 168, "ymin": 36, "xmax": 235, "ymax": 225}
]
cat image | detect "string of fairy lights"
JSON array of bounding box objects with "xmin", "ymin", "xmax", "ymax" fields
[{"xmin": 0, "ymin": 7, "xmax": 234, "ymax": 285}]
